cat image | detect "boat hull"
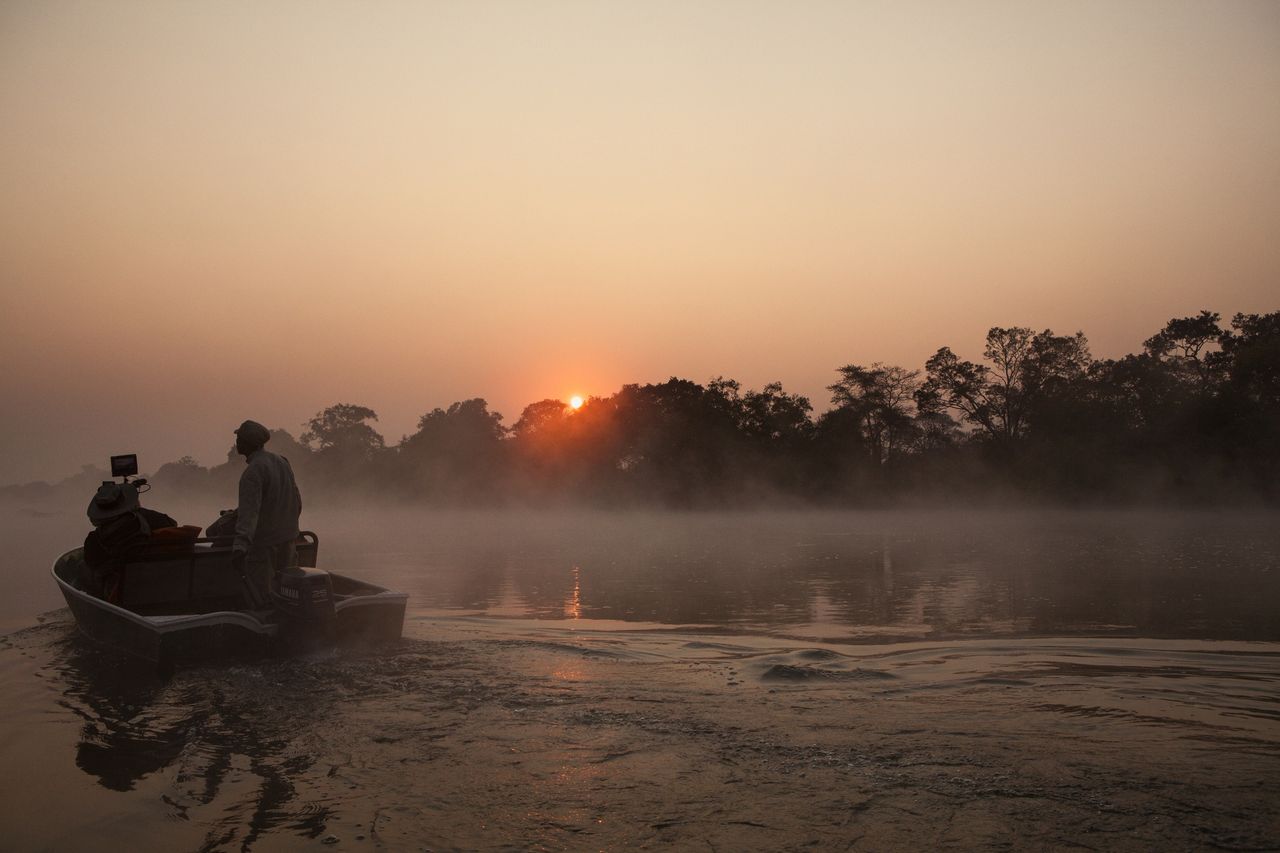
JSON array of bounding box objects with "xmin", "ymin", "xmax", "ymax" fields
[{"xmin": 53, "ymin": 543, "xmax": 407, "ymax": 665}]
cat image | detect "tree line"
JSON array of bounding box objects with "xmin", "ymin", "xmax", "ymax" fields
[{"xmin": 9, "ymin": 309, "xmax": 1279, "ymax": 508}]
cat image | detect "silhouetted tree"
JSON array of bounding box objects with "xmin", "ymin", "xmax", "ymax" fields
[
  {"xmin": 909, "ymin": 386, "xmax": 962, "ymax": 453},
  {"xmin": 1220, "ymin": 311, "xmax": 1280, "ymax": 405},
  {"xmin": 152, "ymin": 456, "xmax": 208, "ymax": 492},
  {"xmin": 302, "ymin": 404, "xmax": 385, "ymax": 458},
  {"xmin": 740, "ymin": 382, "xmax": 814, "ymax": 445},
  {"xmin": 265, "ymin": 428, "xmax": 311, "ymax": 457},
  {"xmin": 596, "ymin": 379, "xmax": 754, "ymax": 504},
  {"xmin": 1143, "ymin": 310, "xmax": 1224, "ymax": 392},
  {"xmin": 1210, "ymin": 311, "xmax": 1280, "ymax": 497},
  {"xmin": 924, "ymin": 327, "xmax": 1091, "ymax": 445},
  {"xmin": 512, "ymin": 399, "xmax": 570, "ymax": 440},
  {"xmin": 509, "ymin": 398, "xmax": 589, "ymax": 500},
  {"xmin": 17, "ymin": 307, "xmax": 1278, "ymax": 508},
  {"xmin": 705, "ymin": 377, "xmax": 747, "ymax": 429},
  {"xmin": 736, "ymin": 382, "xmax": 814, "ymax": 498},
  {"xmin": 828, "ymin": 363, "xmax": 919, "ymax": 464},
  {"xmin": 298, "ymin": 404, "xmax": 386, "ymax": 490},
  {"xmin": 811, "ymin": 406, "xmax": 875, "ymax": 499},
  {"xmin": 398, "ymin": 399, "xmax": 507, "ymax": 502}
]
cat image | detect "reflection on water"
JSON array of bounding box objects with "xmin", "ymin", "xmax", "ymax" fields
[
  {"xmin": 50, "ymin": 634, "xmax": 334, "ymax": 847},
  {"xmin": 5, "ymin": 601, "xmax": 1274, "ymax": 845},
  {"xmin": 314, "ymin": 510, "xmax": 1280, "ymax": 642},
  {"xmin": 4, "ymin": 509, "xmax": 1277, "ymax": 851},
  {"xmin": 6, "ymin": 508, "xmax": 1277, "ymax": 642},
  {"xmin": 21, "ymin": 619, "xmax": 1280, "ymax": 852},
  {"xmin": 57, "ymin": 644, "xmax": 183, "ymax": 792}
]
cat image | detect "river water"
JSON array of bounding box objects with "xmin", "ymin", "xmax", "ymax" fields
[{"xmin": 2, "ymin": 507, "xmax": 1278, "ymax": 850}]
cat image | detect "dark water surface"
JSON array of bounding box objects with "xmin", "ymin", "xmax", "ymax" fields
[
  {"xmin": 3, "ymin": 508, "xmax": 1279, "ymax": 850},
  {"xmin": 6, "ymin": 507, "xmax": 1280, "ymax": 641},
  {"xmin": 308, "ymin": 508, "xmax": 1280, "ymax": 642}
]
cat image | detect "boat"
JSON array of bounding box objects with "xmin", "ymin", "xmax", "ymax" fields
[{"xmin": 52, "ymin": 531, "xmax": 408, "ymax": 666}]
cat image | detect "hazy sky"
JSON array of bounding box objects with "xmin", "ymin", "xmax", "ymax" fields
[{"xmin": 2, "ymin": 0, "xmax": 1278, "ymax": 483}]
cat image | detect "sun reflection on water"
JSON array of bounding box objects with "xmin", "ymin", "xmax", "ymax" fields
[{"xmin": 564, "ymin": 566, "xmax": 582, "ymax": 620}]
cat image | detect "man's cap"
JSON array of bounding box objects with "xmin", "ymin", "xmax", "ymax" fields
[
  {"xmin": 87, "ymin": 481, "xmax": 139, "ymax": 523},
  {"xmin": 234, "ymin": 420, "xmax": 271, "ymax": 446}
]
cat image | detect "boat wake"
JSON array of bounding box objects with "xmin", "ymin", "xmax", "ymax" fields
[{"xmin": 2, "ymin": 611, "xmax": 1278, "ymax": 851}]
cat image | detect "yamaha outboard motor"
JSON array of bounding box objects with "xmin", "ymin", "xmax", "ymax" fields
[{"xmin": 272, "ymin": 567, "xmax": 337, "ymax": 652}]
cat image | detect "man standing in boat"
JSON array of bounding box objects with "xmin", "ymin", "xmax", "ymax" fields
[{"xmin": 231, "ymin": 420, "xmax": 303, "ymax": 607}]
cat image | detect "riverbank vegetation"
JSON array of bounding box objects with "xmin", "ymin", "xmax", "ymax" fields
[{"xmin": 8, "ymin": 310, "xmax": 1278, "ymax": 507}]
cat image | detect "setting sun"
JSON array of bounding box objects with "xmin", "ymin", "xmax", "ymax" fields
[{"xmin": 0, "ymin": 2, "xmax": 1276, "ymax": 849}]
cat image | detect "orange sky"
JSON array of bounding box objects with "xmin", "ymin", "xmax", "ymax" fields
[{"xmin": 2, "ymin": 0, "xmax": 1279, "ymax": 483}]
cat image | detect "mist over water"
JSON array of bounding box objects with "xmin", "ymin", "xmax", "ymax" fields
[
  {"xmin": 7, "ymin": 503, "xmax": 1279, "ymax": 642},
  {"xmin": 316, "ymin": 507, "xmax": 1280, "ymax": 641}
]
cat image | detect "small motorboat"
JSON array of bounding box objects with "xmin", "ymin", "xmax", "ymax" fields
[
  {"xmin": 52, "ymin": 533, "xmax": 408, "ymax": 666},
  {"xmin": 52, "ymin": 454, "xmax": 407, "ymax": 666}
]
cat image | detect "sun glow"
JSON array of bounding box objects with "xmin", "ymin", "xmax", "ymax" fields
[{"xmin": 569, "ymin": 395, "xmax": 584, "ymax": 410}]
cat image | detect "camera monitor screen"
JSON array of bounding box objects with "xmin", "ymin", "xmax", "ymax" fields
[{"xmin": 110, "ymin": 454, "xmax": 138, "ymax": 478}]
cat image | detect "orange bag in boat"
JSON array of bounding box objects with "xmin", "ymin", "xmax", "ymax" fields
[{"xmin": 149, "ymin": 524, "xmax": 202, "ymax": 544}]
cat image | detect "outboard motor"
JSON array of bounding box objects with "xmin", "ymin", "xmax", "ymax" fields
[{"xmin": 272, "ymin": 567, "xmax": 337, "ymax": 652}]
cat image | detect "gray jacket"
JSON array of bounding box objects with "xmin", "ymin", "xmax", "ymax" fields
[{"xmin": 234, "ymin": 449, "xmax": 302, "ymax": 552}]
